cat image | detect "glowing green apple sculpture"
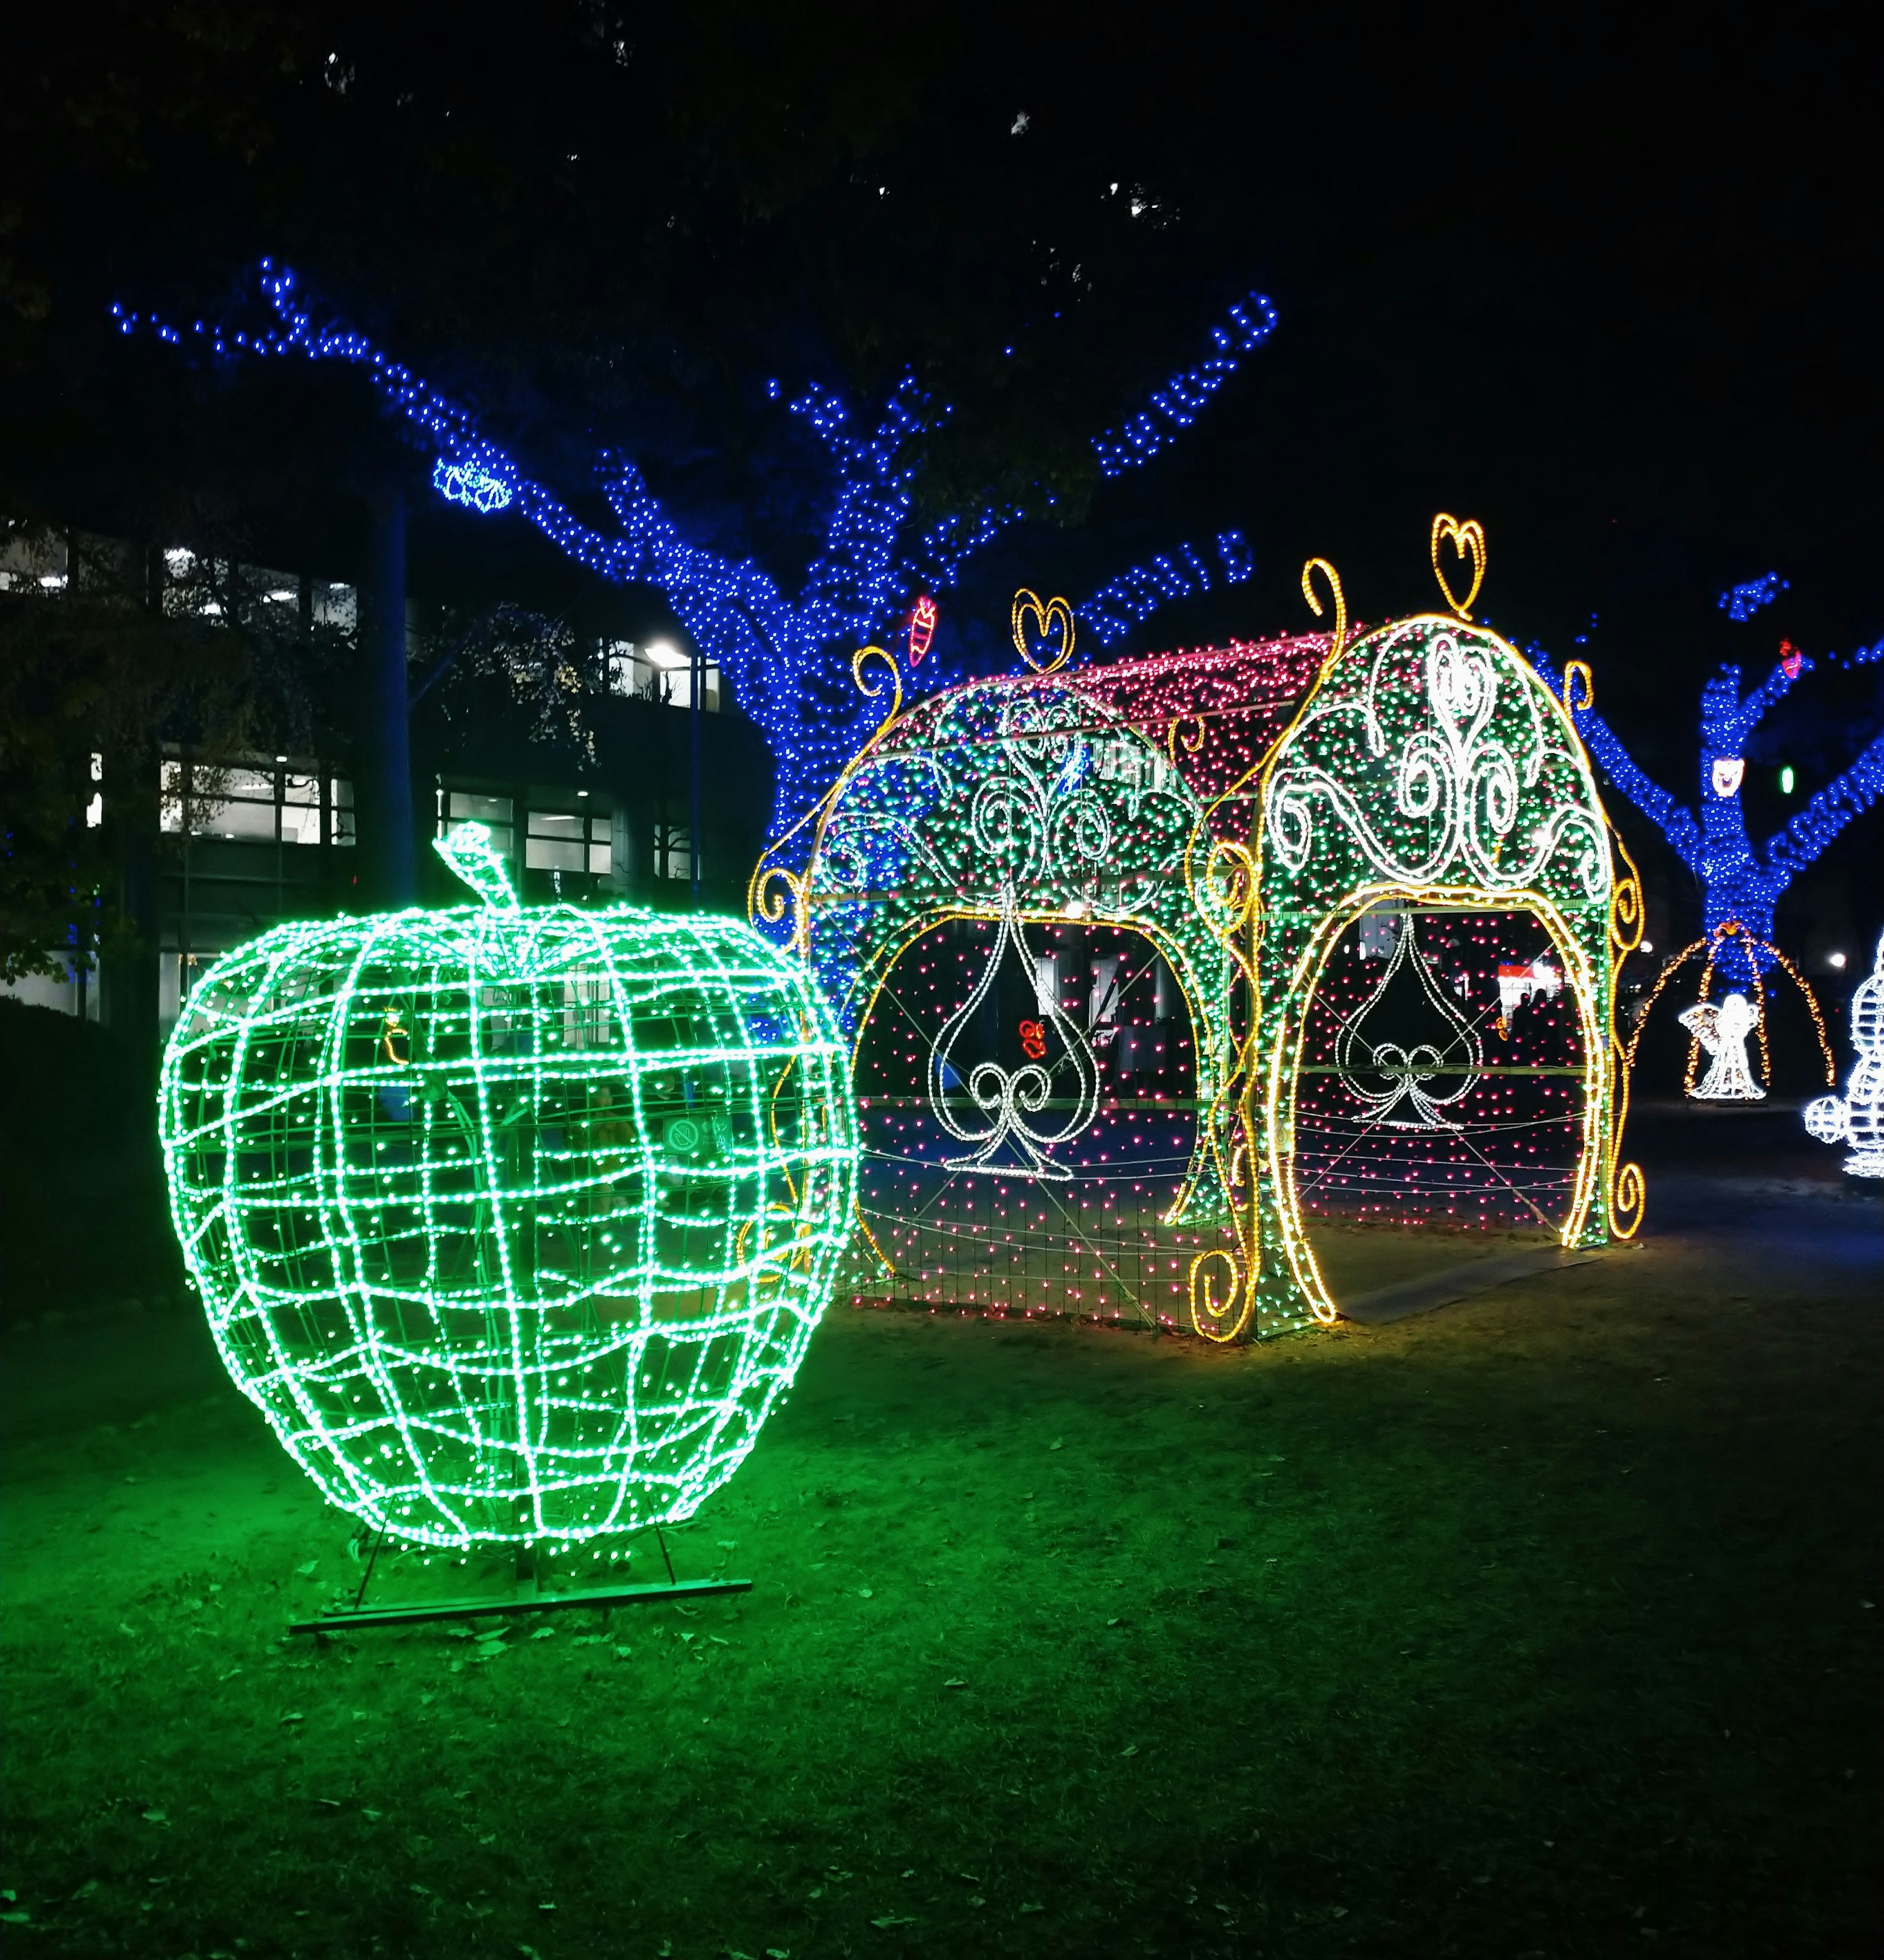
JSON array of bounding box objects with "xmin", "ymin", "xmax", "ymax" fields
[{"xmin": 158, "ymin": 823, "xmax": 858, "ymax": 1547}]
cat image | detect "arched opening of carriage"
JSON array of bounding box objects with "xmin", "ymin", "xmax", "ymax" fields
[
  {"xmin": 845, "ymin": 913, "xmax": 1231, "ymax": 1324},
  {"xmin": 1287, "ymin": 896, "xmax": 1601, "ymax": 1310}
]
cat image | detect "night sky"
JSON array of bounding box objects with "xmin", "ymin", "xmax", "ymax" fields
[{"xmin": 5, "ymin": 6, "xmax": 1881, "ymax": 807}]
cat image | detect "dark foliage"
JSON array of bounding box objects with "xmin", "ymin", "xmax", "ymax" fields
[{"xmin": 0, "ymin": 1002, "xmax": 181, "ymax": 1316}]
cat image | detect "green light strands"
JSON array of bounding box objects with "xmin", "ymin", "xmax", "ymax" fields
[{"xmin": 158, "ymin": 824, "xmax": 860, "ymax": 1547}]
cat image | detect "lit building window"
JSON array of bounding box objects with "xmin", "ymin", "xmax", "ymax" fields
[
  {"xmin": 159, "ymin": 753, "xmax": 354, "ymax": 844},
  {"xmin": 526, "ymin": 802, "xmax": 612, "ymax": 877},
  {"xmin": 655, "ymin": 823, "xmax": 694, "ymax": 881}
]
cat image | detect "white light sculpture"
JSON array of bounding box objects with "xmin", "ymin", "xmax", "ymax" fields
[
  {"xmin": 1804, "ymin": 932, "xmax": 1884, "ymax": 1176},
  {"xmin": 1677, "ymin": 992, "xmax": 1766, "ymax": 1101}
]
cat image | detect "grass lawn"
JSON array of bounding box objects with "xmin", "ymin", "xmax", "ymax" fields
[{"xmin": 2, "ymin": 1186, "xmax": 1880, "ymax": 1958}]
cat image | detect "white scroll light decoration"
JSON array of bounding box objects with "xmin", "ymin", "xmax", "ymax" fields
[
  {"xmin": 1334, "ymin": 909, "xmax": 1484, "ymax": 1129},
  {"xmin": 1805, "ymin": 932, "xmax": 1884, "ymax": 1175},
  {"xmin": 806, "ymin": 680, "xmax": 1227, "ymax": 1095},
  {"xmin": 1264, "ymin": 628, "xmax": 1609, "ymax": 900},
  {"xmin": 1677, "ymin": 992, "xmax": 1767, "ymax": 1100},
  {"xmin": 927, "ymin": 886, "xmax": 1101, "ymax": 1178}
]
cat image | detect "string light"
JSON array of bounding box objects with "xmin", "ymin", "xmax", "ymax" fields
[
  {"xmin": 1081, "ymin": 535, "xmax": 1254, "ymax": 647},
  {"xmin": 926, "ymin": 888, "xmax": 1102, "ymax": 1178},
  {"xmin": 1251, "ymin": 596, "xmax": 1625, "ymax": 1338},
  {"xmin": 1011, "ymin": 590, "xmax": 1076, "ymax": 672},
  {"xmin": 1678, "ymin": 993, "xmax": 1765, "ymax": 1099},
  {"xmin": 1090, "ymin": 293, "xmax": 1277, "ymax": 477},
  {"xmin": 157, "ymin": 822, "xmax": 858, "ymax": 1547},
  {"xmin": 1717, "ymin": 571, "xmax": 1788, "ymax": 621},
  {"xmin": 1805, "ymin": 932, "xmax": 1884, "ymax": 1176},
  {"xmin": 747, "ymin": 630, "xmax": 1325, "ymax": 1334},
  {"xmin": 1330, "ymin": 910, "xmax": 1483, "ymax": 1128},
  {"xmin": 907, "ymin": 594, "xmax": 938, "ymax": 664},
  {"xmin": 1624, "ymin": 918, "xmax": 1835, "ymax": 1100},
  {"xmin": 119, "ymin": 265, "xmax": 1278, "ymax": 843},
  {"xmin": 1429, "ymin": 515, "xmax": 1487, "ymax": 621}
]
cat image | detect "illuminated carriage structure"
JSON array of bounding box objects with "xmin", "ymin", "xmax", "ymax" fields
[{"xmin": 754, "ymin": 529, "xmax": 1644, "ymax": 1341}]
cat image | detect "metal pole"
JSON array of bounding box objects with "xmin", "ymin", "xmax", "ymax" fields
[
  {"xmin": 289, "ymin": 1575, "xmax": 750, "ymax": 1637},
  {"xmin": 690, "ymin": 643, "xmax": 702, "ymax": 910},
  {"xmin": 363, "ymin": 488, "xmax": 415, "ymax": 907}
]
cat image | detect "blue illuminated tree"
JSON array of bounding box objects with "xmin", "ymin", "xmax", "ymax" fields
[
  {"xmin": 1531, "ymin": 600, "xmax": 1884, "ymax": 980},
  {"xmin": 120, "ymin": 266, "xmax": 1275, "ymax": 844}
]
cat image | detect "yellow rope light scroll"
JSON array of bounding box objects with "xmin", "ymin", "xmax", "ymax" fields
[
  {"xmin": 851, "ymin": 642, "xmax": 903, "ymax": 727},
  {"xmin": 747, "ymin": 645, "xmax": 909, "ymax": 956},
  {"xmin": 1605, "ymin": 827, "xmax": 1648, "ymax": 1237},
  {"xmin": 1300, "ymin": 556, "xmax": 1348, "ymax": 671}
]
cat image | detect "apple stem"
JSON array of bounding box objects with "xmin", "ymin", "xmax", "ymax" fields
[{"xmin": 434, "ymin": 821, "xmax": 521, "ymax": 911}]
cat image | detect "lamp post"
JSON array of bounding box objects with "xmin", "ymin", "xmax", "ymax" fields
[
  {"xmin": 690, "ymin": 641, "xmax": 702, "ymax": 910},
  {"xmin": 361, "ymin": 487, "xmax": 415, "ymax": 908}
]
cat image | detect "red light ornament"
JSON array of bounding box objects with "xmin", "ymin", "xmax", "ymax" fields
[{"xmin": 908, "ymin": 594, "xmax": 938, "ymax": 665}]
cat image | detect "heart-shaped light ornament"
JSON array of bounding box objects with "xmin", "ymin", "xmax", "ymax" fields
[
  {"xmin": 1010, "ymin": 588, "xmax": 1075, "ymax": 673},
  {"xmin": 1430, "ymin": 513, "xmax": 1487, "ymax": 621}
]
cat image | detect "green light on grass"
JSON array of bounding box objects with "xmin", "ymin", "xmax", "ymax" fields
[{"xmin": 158, "ymin": 822, "xmax": 859, "ymax": 1547}]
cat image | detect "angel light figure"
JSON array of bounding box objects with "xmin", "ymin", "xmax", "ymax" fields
[
  {"xmin": 1677, "ymin": 991, "xmax": 1766, "ymax": 1100},
  {"xmin": 1804, "ymin": 933, "xmax": 1884, "ymax": 1176}
]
